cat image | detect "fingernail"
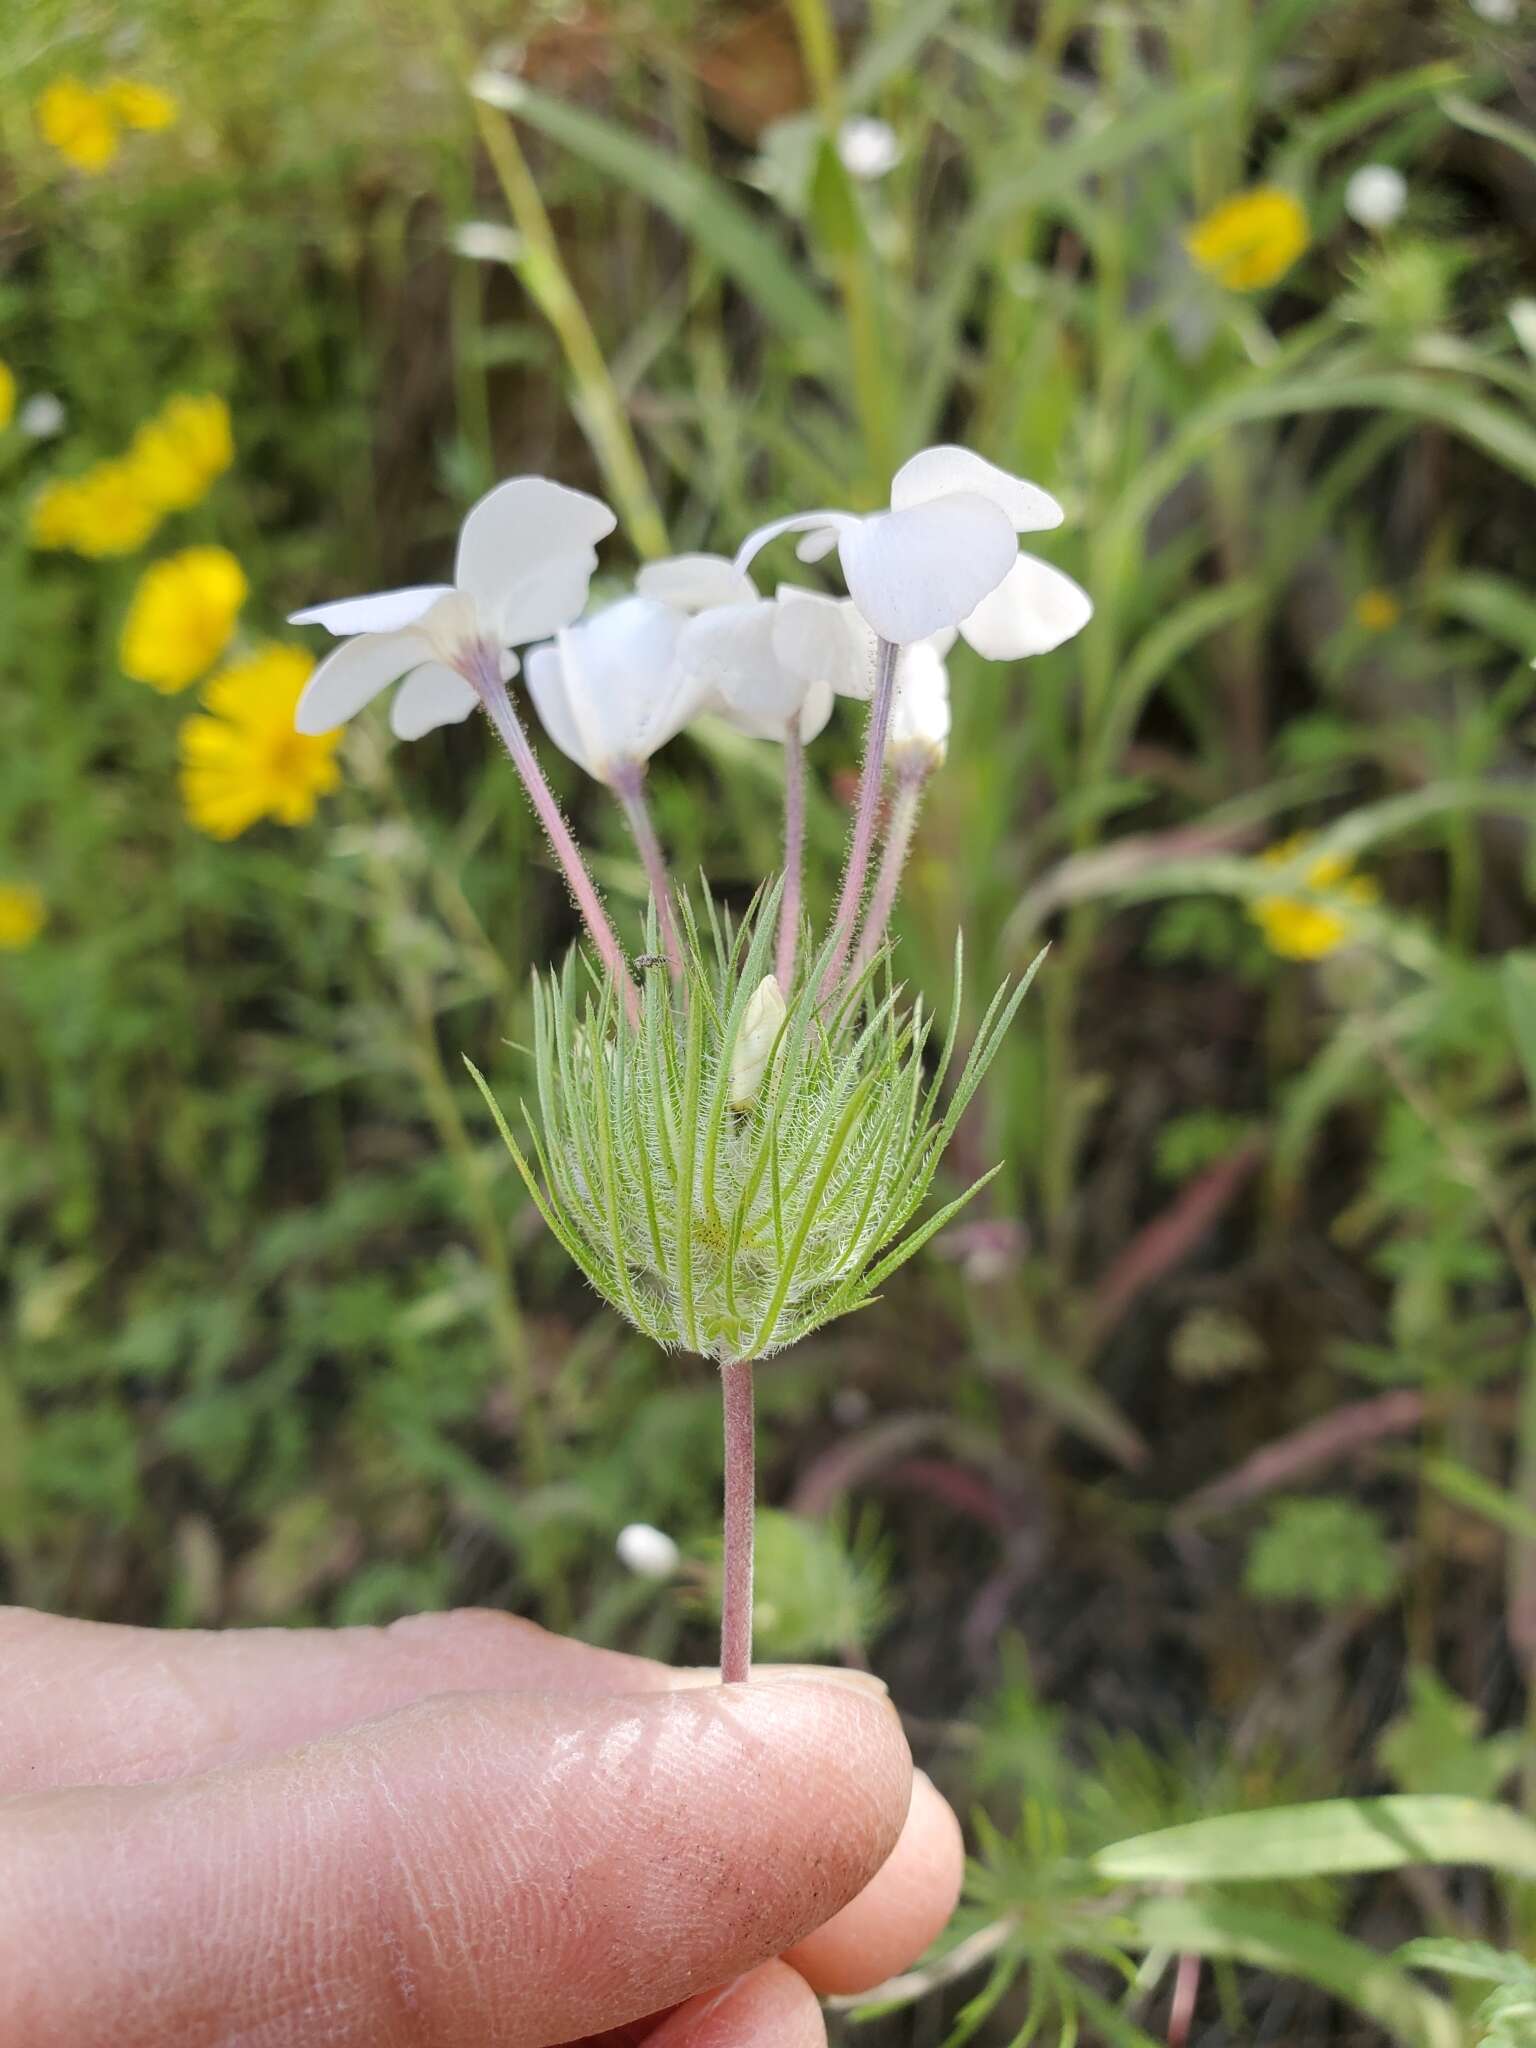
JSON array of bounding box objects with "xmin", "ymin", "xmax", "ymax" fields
[{"xmin": 755, "ymin": 1662, "xmax": 890, "ymax": 1697}]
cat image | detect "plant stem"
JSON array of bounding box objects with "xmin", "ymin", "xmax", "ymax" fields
[
  {"xmin": 853, "ymin": 754, "xmax": 927, "ymax": 974},
  {"xmin": 611, "ymin": 761, "xmax": 684, "ymax": 983},
  {"xmin": 469, "ymin": 96, "xmax": 669, "ymax": 560},
  {"xmin": 470, "ymin": 651, "xmax": 640, "ymax": 1025},
  {"xmin": 777, "ymin": 720, "xmax": 806, "ymax": 988},
  {"xmin": 819, "ymin": 635, "xmax": 899, "ymax": 1000},
  {"xmin": 720, "ymin": 1357, "xmax": 756, "ymax": 1684}
]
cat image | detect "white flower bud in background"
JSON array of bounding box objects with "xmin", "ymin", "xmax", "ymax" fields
[
  {"xmin": 452, "ymin": 221, "xmax": 526, "ymax": 265},
  {"xmin": 888, "ymin": 641, "xmax": 952, "ymax": 771},
  {"xmin": 1470, "ymin": 0, "xmax": 1516, "ymax": 22},
  {"xmin": 1508, "ymin": 298, "xmax": 1536, "ymax": 361},
  {"xmin": 1344, "ymin": 164, "xmax": 1407, "ymax": 232},
  {"xmin": 616, "ymin": 1522, "xmax": 681, "ymax": 1578},
  {"xmin": 18, "ymin": 392, "xmax": 66, "ymax": 439},
  {"xmin": 730, "ymin": 974, "xmax": 787, "ymax": 1109},
  {"xmin": 837, "ymin": 115, "xmax": 900, "ymax": 182}
]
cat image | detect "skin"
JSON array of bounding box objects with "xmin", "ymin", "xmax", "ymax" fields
[{"xmin": 0, "ymin": 1606, "xmax": 963, "ymax": 2047}]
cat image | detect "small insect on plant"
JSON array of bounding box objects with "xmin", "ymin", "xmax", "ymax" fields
[{"xmin": 289, "ymin": 450, "xmax": 1088, "ymax": 1679}]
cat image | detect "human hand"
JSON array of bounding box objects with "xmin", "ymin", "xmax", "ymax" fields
[{"xmin": 0, "ymin": 1606, "xmax": 962, "ymax": 2045}]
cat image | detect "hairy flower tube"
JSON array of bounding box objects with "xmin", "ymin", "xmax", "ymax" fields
[{"xmin": 293, "ymin": 448, "xmax": 1075, "ymax": 1682}]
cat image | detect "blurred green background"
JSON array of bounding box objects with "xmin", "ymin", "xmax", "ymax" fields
[{"xmin": 5, "ymin": 0, "xmax": 1536, "ymax": 2039}]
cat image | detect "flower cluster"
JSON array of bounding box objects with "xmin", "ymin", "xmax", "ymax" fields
[
  {"xmin": 30, "ymin": 393, "xmax": 233, "ymax": 558},
  {"xmin": 290, "ymin": 447, "xmax": 1086, "ymax": 1678},
  {"xmin": 35, "ymin": 75, "xmax": 178, "ymax": 175}
]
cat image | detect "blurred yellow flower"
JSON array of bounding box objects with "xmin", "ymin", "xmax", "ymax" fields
[
  {"xmin": 104, "ymin": 79, "xmax": 179, "ymax": 131},
  {"xmin": 1187, "ymin": 188, "xmax": 1310, "ymax": 291},
  {"xmin": 180, "ymin": 647, "xmax": 342, "ymax": 839},
  {"xmin": 1252, "ymin": 835, "xmax": 1379, "ymax": 961},
  {"xmin": 0, "ymin": 360, "xmax": 15, "ymax": 430},
  {"xmin": 130, "ymin": 394, "xmax": 235, "ymax": 512},
  {"xmin": 35, "ymin": 77, "xmax": 120, "ymax": 173},
  {"xmin": 0, "ymin": 883, "xmax": 47, "ymax": 950},
  {"xmin": 121, "ymin": 547, "xmax": 249, "ymax": 692},
  {"xmin": 1353, "ymin": 587, "xmax": 1401, "ymax": 632},
  {"xmin": 29, "ymin": 460, "xmax": 162, "ymax": 557}
]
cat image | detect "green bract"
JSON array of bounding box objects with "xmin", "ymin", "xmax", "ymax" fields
[{"xmin": 469, "ymin": 892, "xmax": 1042, "ymax": 1362}]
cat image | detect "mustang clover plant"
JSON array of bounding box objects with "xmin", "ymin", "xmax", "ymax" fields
[{"xmin": 291, "ymin": 448, "xmax": 1090, "ymax": 1682}]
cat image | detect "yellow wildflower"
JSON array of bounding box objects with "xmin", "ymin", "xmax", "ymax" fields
[
  {"xmin": 130, "ymin": 394, "xmax": 235, "ymax": 513},
  {"xmin": 104, "ymin": 79, "xmax": 179, "ymax": 131},
  {"xmin": 1353, "ymin": 587, "xmax": 1401, "ymax": 633},
  {"xmin": 1186, "ymin": 187, "xmax": 1310, "ymax": 291},
  {"xmin": 29, "ymin": 460, "xmax": 162, "ymax": 557},
  {"xmin": 0, "ymin": 360, "xmax": 15, "ymax": 431},
  {"xmin": 120, "ymin": 547, "xmax": 249, "ymax": 692},
  {"xmin": 1252, "ymin": 834, "xmax": 1379, "ymax": 961},
  {"xmin": 0, "ymin": 884, "xmax": 47, "ymax": 950},
  {"xmin": 179, "ymin": 647, "xmax": 341, "ymax": 839},
  {"xmin": 36, "ymin": 77, "xmax": 120, "ymax": 173}
]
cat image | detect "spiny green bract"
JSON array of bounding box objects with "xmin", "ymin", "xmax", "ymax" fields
[{"xmin": 469, "ymin": 891, "xmax": 1041, "ymax": 1363}]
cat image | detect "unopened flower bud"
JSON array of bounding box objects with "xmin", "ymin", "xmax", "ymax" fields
[
  {"xmin": 616, "ymin": 1522, "xmax": 681, "ymax": 1578},
  {"xmin": 730, "ymin": 974, "xmax": 786, "ymax": 1109}
]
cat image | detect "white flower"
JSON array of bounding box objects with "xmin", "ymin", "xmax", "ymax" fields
[
  {"xmin": 525, "ymin": 595, "xmax": 711, "ymax": 785},
  {"xmin": 730, "ymin": 975, "xmax": 787, "ymax": 1108},
  {"xmin": 1344, "ymin": 164, "xmax": 1407, "ymax": 231},
  {"xmin": 636, "ymin": 552, "xmax": 757, "ymax": 613},
  {"xmin": 18, "ymin": 393, "xmax": 66, "ymax": 439},
  {"xmin": 1470, "ymin": 0, "xmax": 1516, "ymax": 21},
  {"xmin": 678, "ymin": 585, "xmax": 856, "ymax": 743},
  {"xmin": 616, "ymin": 1522, "xmax": 681, "ymax": 1578},
  {"xmin": 888, "ymin": 639, "xmax": 952, "ymax": 770},
  {"xmin": 1508, "ymin": 298, "xmax": 1536, "ymax": 359},
  {"xmin": 453, "ymin": 221, "xmax": 526, "ymax": 265},
  {"xmin": 837, "ymin": 115, "xmax": 900, "ymax": 182},
  {"xmin": 736, "ymin": 444, "xmax": 1092, "ymax": 653},
  {"xmin": 291, "ymin": 476, "xmax": 614, "ymax": 739}
]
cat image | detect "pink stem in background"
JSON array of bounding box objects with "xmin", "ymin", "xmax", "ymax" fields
[
  {"xmin": 470, "ymin": 651, "xmax": 639, "ymax": 1026},
  {"xmin": 818, "ymin": 636, "xmax": 900, "ymax": 1002},
  {"xmin": 852, "ymin": 755, "xmax": 928, "ymax": 975},
  {"xmin": 611, "ymin": 760, "xmax": 684, "ymax": 983},
  {"xmin": 1167, "ymin": 1952, "xmax": 1201, "ymax": 2048},
  {"xmin": 719, "ymin": 1358, "xmax": 756, "ymax": 1684},
  {"xmin": 777, "ymin": 720, "xmax": 806, "ymax": 989}
]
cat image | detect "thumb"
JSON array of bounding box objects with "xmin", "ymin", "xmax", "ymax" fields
[{"xmin": 1, "ymin": 1673, "xmax": 910, "ymax": 2048}]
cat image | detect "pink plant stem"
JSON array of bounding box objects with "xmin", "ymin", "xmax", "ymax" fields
[
  {"xmin": 611, "ymin": 761, "xmax": 684, "ymax": 983},
  {"xmin": 776, "ymin": 720, "xmax": 806, "ymax": 989},
  {"xmin": 1167, "ymin": 1951, "xmax": 1200, "ymax": 2048},
  {"xmin": 818, "ymin": 635, "xmax": 900, "ymax": 1002},
  {"xmin": 852, "ymin": 755, "xmax": 928, "ymax": 975},
  {"xmin": 719, "ymin": 1358, "xmax": 756, "ymax": 1684},
  {"xmin": 470, "ymin": 651, "xmax": 639, "ymax": 1026}
]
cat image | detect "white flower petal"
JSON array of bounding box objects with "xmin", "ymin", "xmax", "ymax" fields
[
  {"xmin": 838, "ymin": 493, "xmax": 1018, "ymax": 645},
  {"xmin": 288, "ymin": 586, "xmax": 452, "ymax": 636},
  {"xmin": 388, "ymin": 663, "xmax": 483, "ymax": 740},
  {"xmin": 533, "ymin": 597, "xmax": 701, "ymax": 783},
  {"xmin": 679, "ymin": 600, "xmax": 814, "ymax": 740},
  {"xmin": 959, "ymin": 551, "xmax": 1093, "ymax": 660},
  {"xmin": 734, "ymin": 509, "xmax": 856, "ymax": 575},
  {"xmin": 454, "ymin": 476, "xmax": 616, "ymax": 616},
  {"xmin": 771, "ymin": 587, "xmax": 873, "ymax": 700},
  {"xmin": 837, "ymin": 115, "xmax": 900, "ymax": 182},
  {"xmin": 293, "ymin": 630, "xmax": 428, "ymax": 733},
  {"xmin": 616, "ymin": 1523, "xmax": 680, "ymax": 1578},
  {"xmin": 497, "ymin": 547, "xmax": 600, "ymax": 647},
  {"xmin": 794, "ymin": 674, "xmax": 836, "ymax": 743},
  {"xmin": 794, "ymin": 527, "xmax": 840, "ymax": 564},
  {"xmin": 890, "ymin": 445, "xmax": 1064, "ymax": 532},
  {"xmin": 524, "ymin": 642, "xmax": 590, "ymax": 776},
  {"xmin": 637, "ymin": 553, "xmax": 757, "ymax": 613}
]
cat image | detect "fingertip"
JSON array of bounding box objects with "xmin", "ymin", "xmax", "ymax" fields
[
  {"xmin": 645, "ymin": 1961, "xmax": 826, "ymax": 2047},
  {"xmin": 783, "ymin": 1769, "xmax": 965, "ymax": 1996}
]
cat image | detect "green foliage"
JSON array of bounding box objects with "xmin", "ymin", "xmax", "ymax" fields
[
  {"xmin": 1245, "ymin": 1496, "xmax": 1401, "ymax": 1609},
  {"xmin": 727, "ymin": 1506, "xmax": 892, "ymax": 1661},
  {"xmin": 1378, "ymin": 1669, "xmax": 1523, "ymax": 1802}
]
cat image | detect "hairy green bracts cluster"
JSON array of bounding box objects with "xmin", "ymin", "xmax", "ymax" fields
[{"xmin": 469, "ymin": 893, "xmax": 1041, "ymax": 1363}]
